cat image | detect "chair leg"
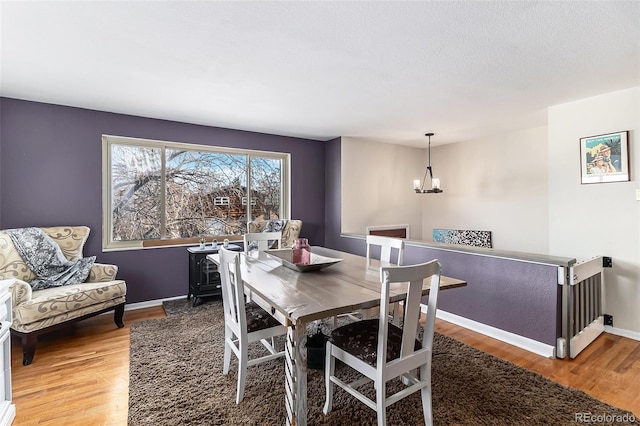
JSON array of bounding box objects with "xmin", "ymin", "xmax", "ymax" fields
[
  {"xmin": 114, "ymin": 303, "xmax": 125, "ymax": 328},
  {"xmin": 421, "ymin": 365, "xmax": 433, "ymax": 426},
  {"xmin": 376, "ymin": 380, "xmax": 386, "ymax": 426},
  {"xmin": 21, "ymin": 333, "xmax": 37, "ymax": 366},
  {"xmin": 323, "ymin": 342, "xmax": 335, "ymax": 415},
  {"xmin": 223, "ymin": 328, "xmax": 232, "ymax": 375},
  {"xmin": 236, "ymin": 342, "xmax": 248, "ymax": 404}
]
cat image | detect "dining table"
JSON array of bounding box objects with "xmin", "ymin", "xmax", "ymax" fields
[{"xmin": 209, "ymin": 246, "xmax": 466, "ymax": 426}]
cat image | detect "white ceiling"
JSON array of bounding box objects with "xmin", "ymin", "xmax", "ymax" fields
[{"xmin": 1, "ymin": 1, "xmax": 639, "ymax": 147}]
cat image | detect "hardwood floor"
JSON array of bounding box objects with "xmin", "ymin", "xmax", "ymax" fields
[{"xmin": 9, "ymin": 307, "xmax": 640, "ymax": 425}]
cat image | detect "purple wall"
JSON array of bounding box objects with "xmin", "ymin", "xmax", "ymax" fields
[
  {"xmin": 0, "ymin": 97, "xmax": 326, "ymax": 303},
  {"xmin": 324, "ymin": 137, "xmax": 343, "ymax": 248},
  {"xmin": 403, "ymin": 246, "xmax": 560, "ymax": 345}
]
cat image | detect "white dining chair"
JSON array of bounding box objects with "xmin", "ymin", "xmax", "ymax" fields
[
  {"xmin": 323, "ymin": 259, "xmax": 442, "ymax": 426},
  {"xmin": 219, "ymin": 247, "xmax": 287, "ymax": 404},
  {"xmin": 366, "ymin": 234, "xmax": 405, "ymax": 270},
  {"xmin": 337, "ymin": 235, "xmax": 405, "ymax": 324},
  {"xmin": 243, "ymin": 231, "xmax": 282, "ymax": 253}
]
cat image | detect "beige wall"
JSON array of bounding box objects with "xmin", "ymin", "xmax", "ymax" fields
[
  {"xmin": 548, "ymin": 86, "xmax": 640, "ymax": 334},
  {"xmin": 341, "ymin": 137, "xmax": 423, "ymax": 237},
  {"xmin": 421, "ymin": 127, "xmax": 549, "ymax": 253}
]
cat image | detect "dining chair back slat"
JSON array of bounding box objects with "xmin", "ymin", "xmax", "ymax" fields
[{"xmin": 366, "ymin": 235, "xmax": 405, "ymax": 269}]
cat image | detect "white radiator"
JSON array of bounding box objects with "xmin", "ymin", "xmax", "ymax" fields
[{"xmin": 558, "ymin": 256, "xmax": 606, "ymax": 359}]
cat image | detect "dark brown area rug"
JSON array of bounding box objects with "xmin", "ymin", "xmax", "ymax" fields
[{"xmin": 129, "ymin": 299, "xmax": 637, "ymax": 425}]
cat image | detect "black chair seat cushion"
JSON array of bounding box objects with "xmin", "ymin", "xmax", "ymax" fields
[
  {"xmin": 245, "ymin": 301, "xmax": 282, "ymax": 333},
  {"xmin": 329, "ymin": 319, "xmax": 421, "ymax": 366}
]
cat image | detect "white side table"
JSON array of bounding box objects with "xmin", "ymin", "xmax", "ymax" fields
[{"xmin": 0, "ymin": 279, "xmax": 15, "ymax": 425}]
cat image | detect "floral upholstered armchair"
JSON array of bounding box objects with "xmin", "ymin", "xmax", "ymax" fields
[{"xmin": 0, "ymin": 226, "xmax": 127, "ymax": 365}]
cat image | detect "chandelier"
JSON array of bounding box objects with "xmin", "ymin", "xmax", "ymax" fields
[{"xmin": 413, "ymin": 133, "xmax": 443, "ymax": 193}]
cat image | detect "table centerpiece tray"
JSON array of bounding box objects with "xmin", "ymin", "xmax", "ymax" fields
[{"xmin": 264, "ymin": 249, "xmax": 342, "ymax": 272}]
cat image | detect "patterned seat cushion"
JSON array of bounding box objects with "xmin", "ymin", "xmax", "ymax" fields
[
  {"xmin": 329, "ymin": 319, "xmax": 421, "ymax": 366},
  {"xmin": 245, "ymin": 301, "xmax": 283, "ymax": 333},
  {"xmin": 12, "ymin": 280, "xmax": 127, "ymax": 328}
]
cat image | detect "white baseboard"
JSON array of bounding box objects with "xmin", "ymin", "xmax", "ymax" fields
[
  {"xmin": 432, "ymin": 308, "xmax": 556, "ymax": 358},
  {"xmin": 605, "ymin": 325, "xmax": 640, "ymax": 341},
  {"xmin": 0, "ymin": 402, "xmax": 16, "ymax": 426},
  {"xmin": 124, "ymin": 295, "xmax": 187, "ymax": 311}
]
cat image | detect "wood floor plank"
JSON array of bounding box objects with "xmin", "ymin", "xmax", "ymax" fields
[{"xmin": 8, "ymin": 306, "xmax": 640, "ymax": 425}]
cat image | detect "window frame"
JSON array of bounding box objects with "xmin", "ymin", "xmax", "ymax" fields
[
  {"xmin": 214, "ymin": 197, "xmax": 230, "ymax": 206},
  {"xmin": 102, "ymin": 134, "xmax": 291, "ymax": 251}
]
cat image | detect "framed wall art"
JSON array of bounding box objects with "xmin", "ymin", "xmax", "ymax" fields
[{"xmin": 580, "ymin": 131, "xmax": 630, "ymax": 184}]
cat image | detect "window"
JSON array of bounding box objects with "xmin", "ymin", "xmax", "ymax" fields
[{"xmin": 102, "ymin": 135, "xmax": 290, "ymax": 250}]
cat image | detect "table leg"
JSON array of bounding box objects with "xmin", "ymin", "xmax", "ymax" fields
[{"xmin": 285, "ymin": 323, "xmax": 307, "ymax": 426}]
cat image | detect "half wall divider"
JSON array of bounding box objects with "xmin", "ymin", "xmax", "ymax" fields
[{"xmin": 335, "ymin": 234, "xmax": 607, "ymax": 359}]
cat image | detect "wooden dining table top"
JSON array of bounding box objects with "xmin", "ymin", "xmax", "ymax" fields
[{"xmin": 224, "ymin": 246, "xmax": 467, "ymax": 326}]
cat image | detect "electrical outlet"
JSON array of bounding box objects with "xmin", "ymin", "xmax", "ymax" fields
[
  {"xmin": 604, "ymin": 314, "xmax": 613, "ymax": 326},
  {"xmin": 603, "ymin": 257, "xmax": 612, "ymax": 268}
]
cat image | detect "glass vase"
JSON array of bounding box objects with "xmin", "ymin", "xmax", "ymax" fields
[{"xmin": 292, "ymin": 238, "xmax": 311, "ymax": 265}]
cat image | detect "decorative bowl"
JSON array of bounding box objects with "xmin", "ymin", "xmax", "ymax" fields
[{"xmin": 265, "ymin": 249, "xmax": 342, "ymax": 272}]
